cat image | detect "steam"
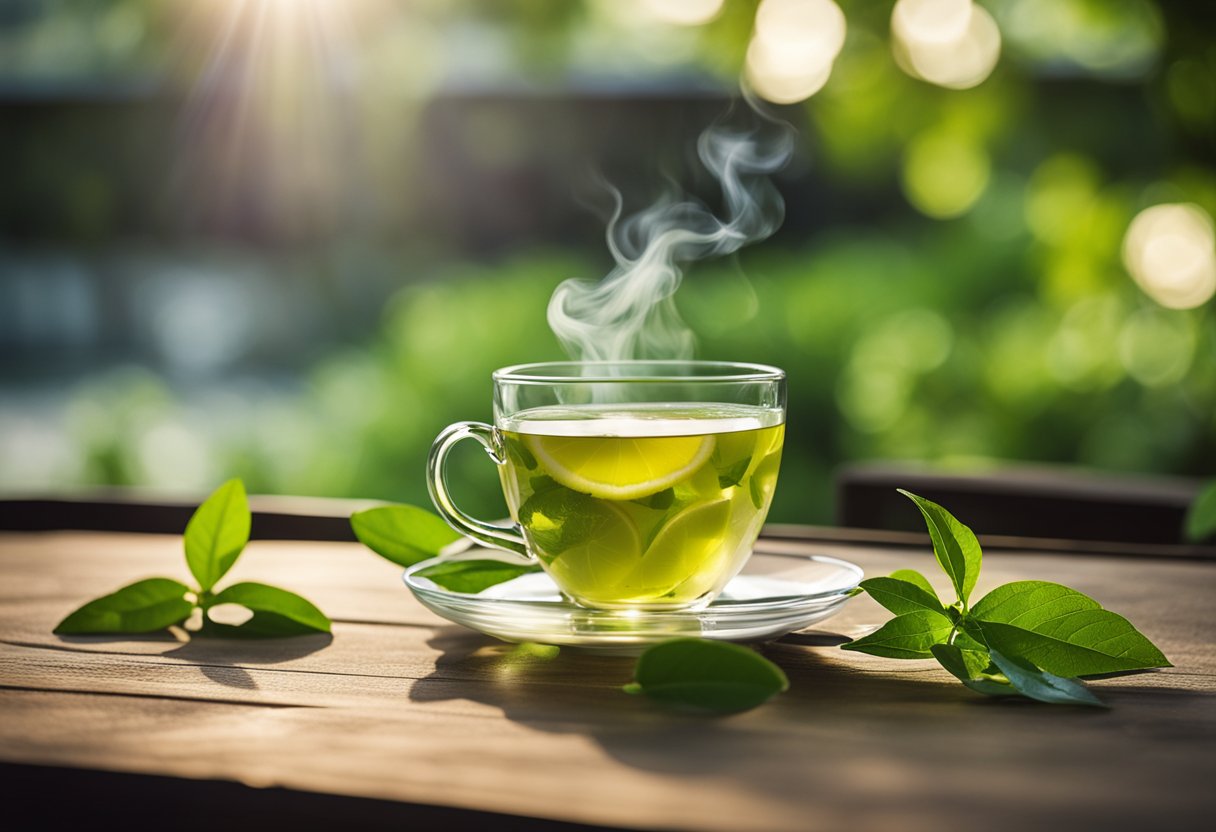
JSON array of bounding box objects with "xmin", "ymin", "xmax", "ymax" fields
[{"xmin": 547, "ymin": 109, "xmax": 795, "ymax": 363}]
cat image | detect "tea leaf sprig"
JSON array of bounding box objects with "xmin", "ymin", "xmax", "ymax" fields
[
  {"xmin": 841, "ymin": 490, "xmax": 1171, "ymax": 706},
  {"xmin": 56, "ymin": 480, "xmax": 330, "ymax": 638}
]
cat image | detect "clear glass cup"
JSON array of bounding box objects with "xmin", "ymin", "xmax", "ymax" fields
[{"xmin": 427, "ymin": 360, "xmax": 787, "ymax": 611}]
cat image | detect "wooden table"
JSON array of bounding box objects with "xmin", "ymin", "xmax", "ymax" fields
[{"xmin": 2, "ymin": 529, "xmax": 1213, "ymax": 831}]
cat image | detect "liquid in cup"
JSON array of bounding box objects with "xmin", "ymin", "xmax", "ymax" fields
[{"xmin": 497, "ymin": 402, "xmax": 783, "ymax": 610}]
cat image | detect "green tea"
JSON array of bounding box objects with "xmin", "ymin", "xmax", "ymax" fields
[{"xmin": 499, "ymin": 404, "xmax": 784, "ymax": 610}]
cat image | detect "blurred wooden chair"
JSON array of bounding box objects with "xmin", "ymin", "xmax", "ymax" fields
[{"xmin": 835, "ymin": 462, "xmax": 1207, "ymax": 552}]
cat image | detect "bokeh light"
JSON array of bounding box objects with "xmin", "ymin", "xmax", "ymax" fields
[
  {"xmin": 746, "ymin": 0, "xmax": 846, "ymax": 104},
  {"xmin": 639, "ymin": 0, "xmax": 725, "ymax": 26},
  {"xmin": 1118, "ymin": 308, "xmax": 1195, "ymax": 387},
  {"xmin": 901, "ymin": 131, "xmax": 991, "ymax": 218},
  {"xmin": 892, "ymin": 0, "xmax": 1002, "ymax": 89},
  {"xmin": 892, "ymin": 0, "xmax": 973, "ymax": 45},
  {"xmin": 997, "ymin": 0, "xmax": 1163, "ymax": 80},
  {"xmin": 1122, "ymin": 203, "xmax": 1216, "ymax": 310}
]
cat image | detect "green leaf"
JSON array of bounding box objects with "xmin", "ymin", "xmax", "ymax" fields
[
  {"xmin": 717, "ymin": 458, "xmax": 751, "ymax": 489},
  {"xmin": 350, "ymin": 504, "xmax": 462, "ymax": 567},
  {"xmin": 930, "ymin": 642, "xmax": 992, "ymax": 682},
  {"xmin": 519, "ymin": 485, "xmax": 626, "ymax": 554},
  {"xmin": 969, "ymin": 580, "xmax": 1170, "ymax": 674},
  {"xmin": 971, "ymin": 580, "xmax": 1099, "ymax": 623},
  {"xmin": 184, "ymin": 479, "xmax": 251, "ymax": 592},
  {"xmin": 504, "ymin": 436, "xmax": 537, "ymax": 471},
  {"xmin": 988, "ymin": 649, "xmax": 1107, "ymax": 708},
  {"xmin": 55, "ymin": 578, "xmax": 194, "ymax": 635},
  {"xmin": 841, "ymin": 609, "xmax": 954, "ymax": 659},
  {"xmin": 1184, "ymin": 480, "xmax": 1216, "ymax": 542},
  {"xmin": 627, "ymin": 638, "xmax": 788, "ymax": 713},
  {"xmin": 858, "ymin": 576, "xmax": 945, "ymax": 616},
  {"xmin": 631, "ymin": 488, "xmax": 675, "ymax": 510},
  {"xmin": 930, "ymin": 643, "xmax": 1017, "ymax": 697},
  {"xmin": 965, "ymin": 601, "xmax": 1170, "ymax": 677},
  {"xmin": 889, "ymin": 569, "xmax": 941, "ymax": 603},
  {"xmin": 898, "ymin": 489, "xmax": 982, "ymax": 605},
  {"xmin": 962, "ymin": 677, "xmax": 1021, "ymax": 697},
  {"xmin": 206, "ymin": 581, "xmax": 331, "ymax": 637},
  {"xmin": 952, "ymin": 626, "xmax": 989, "ymax": 652},
  {"xmin": 748, "ymin": 474, "xmax": 766, "ymax": 510},
  {"xmin": 414, "ymin": 559, "xmax": 540, "ymax": 593}
]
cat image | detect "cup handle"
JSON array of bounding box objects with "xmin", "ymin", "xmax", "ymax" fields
[{"xmin": 426, "ymin": 421, "xmax": 531, "ymax": 559}]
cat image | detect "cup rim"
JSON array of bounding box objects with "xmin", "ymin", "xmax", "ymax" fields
[{"xmin": 493, "ymin": 360, "xmax": 785, "ymax": 384}]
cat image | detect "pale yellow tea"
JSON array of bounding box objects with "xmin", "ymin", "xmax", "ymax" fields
[{"xmin": 499, "ymin": 404, "xmax": 784, "ymax": 609}]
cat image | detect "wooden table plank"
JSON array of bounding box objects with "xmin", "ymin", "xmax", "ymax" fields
[{"xmin": 2, "ymin": 531, "xmax": 1214, "ymax": 831}]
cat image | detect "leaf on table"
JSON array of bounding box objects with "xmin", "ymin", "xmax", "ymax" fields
[
  {"xmin": 350, "ymin": 504, "xmax": 462, "ymax": 567},
  {"xmin": 888, "ymin": 569, "xmax": 942, "ymax": 603},
  {"xmin": 858, "ymin": 576, "xmax": 946, "ymax": 616},
  {"xmin": 626, "ymin": 638, "xmax": 788, "ymax": 714},
  {"xmin": 55, "ymin": 578, "xmax": 194, "ymax": 635},
  {"xmin": 930, "ymin": 642, "xmax": 992, "ymax": 682},
  {"xmin": 965, "ymin": 609, "xmax": 1170, "ymax": 677},
  {"xmin": 952, "ymin": 626, "xmax": 989, "ymax": 652},
  {"xmin": 205, "ymin": 581, "xmax": 331, "ymax": 637},
  {"xmin": 988, "ymin": 649, "xmax": 1107, "ymax": 708},
  {"xmin": 930, "ymin": 643, "xmax": 1017, "ymax": 697},
  {"xmin": 184, "ymin": 479, "xmax": 251, "ymax": 592},
  {"xmin": 969, "ymin": 581, "xmax": 1170, "ymax": 674},
  {"xmin": 414, "ymin": 559, "xmax": 540, "ymax": 593},
  {"xmin": 1184, "ymin": 480, "xmax": 1216, "ymax": 543},
  {"xmin": 970, "ymin": 580, "xmax": 1100, "ymax": 623},
  {"xmin": 841, "ymin": 609, "xmax": 954, "ymax": 659},
  {"xmin": 962, "ymin": 677, "xmax": 1021, "ymax": 697},
  {"xmin": 898, "ymin": 490, "xmax": 982, "ymax": 605}
]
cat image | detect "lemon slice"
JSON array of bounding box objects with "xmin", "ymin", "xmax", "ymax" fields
[
  {"xmin": 525, "ymin": 433, "xmax": 715, "ymax": 500},
  {"xmin": 543, "ymin": 501, "xmax": 643, "ymax": 601},
  {"xmin": 624, "ymin": 498, "xmax": 732, "ymax": 599}
]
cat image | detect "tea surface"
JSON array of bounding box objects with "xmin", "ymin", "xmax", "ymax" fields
[{"xmin": 500, "ymin": 404, "xmax": 784, "ymax": 609}]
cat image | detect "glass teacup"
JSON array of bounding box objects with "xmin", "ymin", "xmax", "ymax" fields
[{"xmin": 427, "ymin": 361, "xmax": 786, "ymax": 611}]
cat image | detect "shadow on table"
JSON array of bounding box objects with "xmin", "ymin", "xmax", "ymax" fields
[
  {"xmin": 406, "ymin": 624, "xmax": 985, "ymax": 776},
  {"xmin": 162, "ymin": 634, "xmax": 335, "ymax": 688},
  {"xmin": 404, "ymin": 623, "xmax": 1216, "ymax": 829},
  {"xmin": 49, "ymin": 631, "xmax": 334, "ymax": 691}
]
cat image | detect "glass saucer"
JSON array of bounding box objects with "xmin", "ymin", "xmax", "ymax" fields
[{"xmin": 402, "ymin": 547, "xmax": 863, "ymax": 654}]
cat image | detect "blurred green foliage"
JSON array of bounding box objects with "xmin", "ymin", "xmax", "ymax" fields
[
  {"xmin": 2, "ymin": 0, "xmax": 1214, "ymax": 524},
  {"xmin": 62, "ymin": 230, "xmax": 1215, "ymax": 524}
]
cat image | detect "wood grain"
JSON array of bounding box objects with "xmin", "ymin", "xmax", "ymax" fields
[{"xmin": 1, "ymin": 531, "xmax": 1214, "ymax": 831}]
